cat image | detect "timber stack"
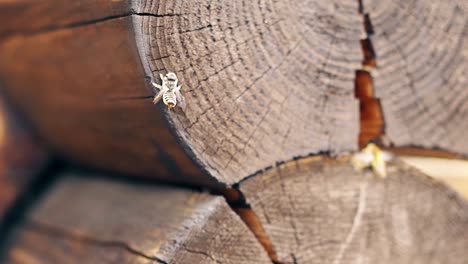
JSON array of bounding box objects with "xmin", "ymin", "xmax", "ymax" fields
[{"xmin": 0, "ymin": 0, "xmax": 467, "ymax": 263}]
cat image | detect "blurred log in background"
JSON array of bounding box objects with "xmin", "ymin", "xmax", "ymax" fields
[{"xmin": 0, "ymin": 96, "xmax": 47, "ymax": 220}]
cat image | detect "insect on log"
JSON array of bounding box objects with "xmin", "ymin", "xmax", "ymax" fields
[
  {"xmin": 0, "ymin": 0, "xmax": 362, "ymax": 185},
  {"xmin": 132, "ymin": 0, "xmax": 362, "ymax": 184}
]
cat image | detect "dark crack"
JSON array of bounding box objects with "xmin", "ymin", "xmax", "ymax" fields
[
  {"xmin": 0, "ymin": 9, "xmax": 187, "ymax": 39},
  {"xmin": 175, "ymin": 24, "xmax": 213, "ymax": 35},
  {"xmin": 25, "ymin": 220, "xmax": 168, "ymax": 264},
  {"xmin": 107, "ymin": 95, "xmax": 153, "ymax": 101},
  {"xmin": 215, "ymin": 187, "xmax": 280, "ymax": 264},
  {"xmin": 236, "ymin": 151, "xmax": 330, "ymax": 186},
  {"xmin": 355, "ymin": 1, "xmax": 386, "ymax": 148},
  {"xmin": 291, "ymin": 254, "xmax": 298, "ymax": 264},
  {"xmin": 180, "ymin": 244, "xmax": 220, "ymax": 263}
]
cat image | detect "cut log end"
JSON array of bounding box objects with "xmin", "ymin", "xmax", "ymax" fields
[
  {"xmin": 239, "ymin": 156, "xmax": 468, "ymax": 263},
  {"xmin": 132, "ymin": 0, "xmax": 362, "ymax": 184},
  {"xmin": 363, "ymin": 0, "xmax": 468, "ymax": 155},
  {"xmin": 0, "ymin": 0, "xmax": 364, "ymax": 186}
]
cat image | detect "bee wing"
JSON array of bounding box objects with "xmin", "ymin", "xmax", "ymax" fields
[
  {"xmin": 175, "ymin": 90, "xmax": 187, "ymax": 109},
  {"xmin": 153, "ymin": 90, "xmax": 164, "ymax": 104},
  {"xmin": 151, "ymin": 81, "xmax": 163, "ymax": 93},
  {"xmin": 381, "ymin": 151, "xmax": 394, "ymax": 161},
  {"xmin": 371, "ymin": 157, "xmax": 387, "ymax": 178},
  {"xmin": 351, "ymin": 152, "xmax": 373, "ymax": 170}
]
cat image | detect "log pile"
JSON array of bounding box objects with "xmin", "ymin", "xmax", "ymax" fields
[{"xmin": 0, "ymin": 0, "xmax": 467, "ymax": 263}]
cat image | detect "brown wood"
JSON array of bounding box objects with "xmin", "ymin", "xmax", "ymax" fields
[
  {"xmin": 355, "ymin": 70, "xmax": 384, "ymax": 148},
  {"xmin": 0, "ymin": 0, "xmax": 361, "ymax": 186},
  {"xmin": 0, "ymin": 0, "xmax": 131, "ymax": 38},
  {"xmin": 6, "ymin": 231, "xmax": 151, "ymax": 264},
  {"xmin": 362, "ymin": 0, "xmax": 468, "ymax": 155},
  {"xmin": 0, "ymin": 1, "xmax": 209, "ymax": 187},
  {"xmin": 355, "ymin": 3, "xmax": 384, "ymax": 149},
  {"xmin": 3, "ymin": 174, "xmax": 271, "ymax": 264},
  {"xmin": 2, "ymin": 2, "xmax": 468, "ymax": 263},
  {"xmin": 239, "ymin": 156, "xmax": 468, "ymax": 263},
  {"xmin": 0, "ymin": 96, "xmax": 47, "ymax": 218}
]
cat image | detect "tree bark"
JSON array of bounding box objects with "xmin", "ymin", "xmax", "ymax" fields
[{"xmin": 4, "ymin": 173, "xmax": 271, "ymax": 264}]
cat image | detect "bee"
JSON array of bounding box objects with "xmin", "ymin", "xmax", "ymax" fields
[
  {"xmin": 151, "ymin": 72, "xmax": 186, "ymax": 110},
  {"xmin": 351, "ymin": 143, "xmax": 393, "ymax": 178}
]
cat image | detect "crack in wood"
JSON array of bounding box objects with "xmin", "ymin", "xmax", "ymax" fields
[
  {"xmin": 175, "ymin": 24, "xmax": 214, "ymax": 35},
  {"xmin": 180, "ymin": 244, "xmax": 221, "ymax": 263},
  {"xmin": 0, "ymin": 10, "xmax": 185, "ymax": 39},
  {"xmin": 106, "ymin": 95, "xmax": 153, "ymax": 101},
  {"xmin": 291, "ymin": 253, "xmax": 298, "ymax": 264},
  {"xmin": 236, "ymin": 152, "xmax": 330, "ymax": 187},
  {"xmin": 24, "ymin": 220, "xmax": 169, "ymax": 264},
  {"xmin": 355, "ymin": 1, "xmax": 386, "ymax": 149},
  {"xmin": 214, "ymin": 154, "xmax": 363, "ymax": 263},
  {"xmin": 215, "ymin": 187, "xmax": 281, "ymax": 264}
]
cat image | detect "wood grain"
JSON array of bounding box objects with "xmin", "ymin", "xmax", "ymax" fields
[
  {"xmin": 133, "ymin": 0, "xmax": 361, "ymax": 184},
  {"xmin": 0, "ymin": 1, "xmax": 210, "ymax": 187},
  {"xmin": 363, "ymin": 0, "xmax": 468, "ymax": 155},
  {"xmin": 3, "ymin": 174, "xmax": 271, "ymax": 264},
  {"xmin": 0, "ymin": 0, "xmax": 131, "ymax": 38},
  {"xmin": 0, "ymin": 96, "xmax": 47, "ymax": 219},
  {"xmin": 6, "ymin": 230, "xmax": 151, "ymax": 264},
  {"xmin": 0, "ymin": 0, "xmax": 363, "ymax": 186},
  {"xmin": 239, "ymin": 156, "xmax": 468, "ymax": 263}
]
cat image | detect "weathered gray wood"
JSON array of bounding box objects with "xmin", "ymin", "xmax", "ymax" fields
[
  {"xmin": 239, "ymin": 157, "xmax": 468, "ymax": 263},
  {"xmin": 132, "ymin": 0, "xmax": 361, "ymax": 184},
  {"xmin": 363, "ymin": 0, "xmax": 468, "ymax": 155},
  {"xmin": 3, "ymin": 174, "xmax": 271, "ymax": 264}
]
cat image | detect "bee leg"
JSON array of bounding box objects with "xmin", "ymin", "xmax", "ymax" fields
[
  {"xmin": 153, "ymin": 90, "xmax": 164, "ymax": 104},
  {"xmin": 151, "ymin": 81, "xmax": 162, "ymax": 90}
]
